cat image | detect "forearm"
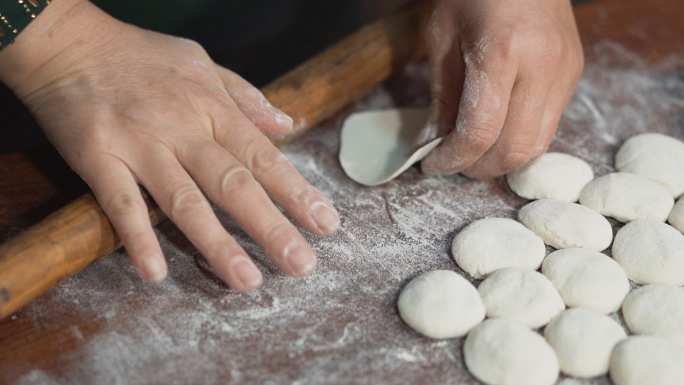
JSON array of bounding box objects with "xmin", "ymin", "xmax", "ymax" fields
[{"xmin": 0, "ymin": 0, "xmax": 116, "ymax": 98}]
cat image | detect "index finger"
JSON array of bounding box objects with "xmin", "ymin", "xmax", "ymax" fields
[{"xmin": 213, "ymin": 105, "xmax": 340, "ymax": 237}]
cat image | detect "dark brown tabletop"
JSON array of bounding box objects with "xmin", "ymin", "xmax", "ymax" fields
[{"xmin": 1, "ymin": 0, "xmax": 683, "ymax": 384}]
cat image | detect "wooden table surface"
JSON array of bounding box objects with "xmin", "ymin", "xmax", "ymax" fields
[{"xmin": 1, "ymin": 0, "xmax": 683, "ymax": 384}]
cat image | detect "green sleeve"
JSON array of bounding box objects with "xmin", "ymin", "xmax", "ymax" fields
[{"xmin": 0, "ymin": 0, "xmax": 51, "ymax": 51}]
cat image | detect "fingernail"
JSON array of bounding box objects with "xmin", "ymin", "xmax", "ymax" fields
[
  {"xmin": 311, "ymin": 201, "xmax": 340, "ymax": 234},
  {"xmin": 142, "ymin": 256, "xmax": 167, "ymax": 283},
  {"xmin": 232, "ymin": 256, "xmax": 262, "ymax": 289},
  {"xmin": 283, "ymin": 243, "xmax": 316, "ymax": 276}
]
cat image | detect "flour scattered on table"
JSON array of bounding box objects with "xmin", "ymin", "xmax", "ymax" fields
[{"xmin": 11, "ymin": 42, "xmax": 684, "ymax": 385}]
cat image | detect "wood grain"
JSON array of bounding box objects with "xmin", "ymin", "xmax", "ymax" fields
[
  {"xmin": 266, "ymin": 0, "xmax": 430, "ymax": 146},
  {"xmin": 0, "ymin": 192, "xmax": 164, "ymax": 318},
  {"xmin": 0, "ymin": 0, "xmax": 683, "ymax": 382},
  {"xmin": 0, "ymin": 1, "xmax": 431, "ymax": 319}
]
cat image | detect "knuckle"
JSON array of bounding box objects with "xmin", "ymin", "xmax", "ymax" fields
[
  {"xmin": 492, "ymin": 33, "xmax": 521, "ymax": 64},
  {"xmin": 202, "ymin": 92, "xmax": 232, "ymax": 113},
  {"xmin": 492, "ymin": 29, "xmax": 566, "ymax": 71},
  {"xmin": 218, "ymin": 165, "xmax": 255, "ymax": 198},
  {"xmin": 168, "ymin": 184, "xmax": 208, "ymax": 219},
  {"xmin": 179, "ymin": 37, "xmax": 208, "ymax": 56},
  {"xmin": 205, "ymin": 238, "xmax": 239, "ymax": 263},
  {"xmin": 251, "ymin": 145, "xmax": 287, "ymax": 172},
  {"xmin": 121, "ymin": 227, "xmax": 152, "ymax": 247},
  {"xmin": 466, "ymin": 125, "xmax": 500, "ymax": 153},
  {"xmin": 78, "ymin": 135, "xmax": 117, "ymax": 161},
  {"xmin": 103, "ymin": 192, "xmax": 142, "ymax": 220},
  {"xmin": 502, "ymin": 145, "xmax": 534, "ymax": 171},
  {"xmin": 293, "ymin": 185, "xmax": 320, "ymax": 208},
  {"xmin": 541, "ymin": 37, "xmax": 564, "ymax": 63},
  {"xmin": 262, "ymin": 220, "xmax": 294, "ymax": 246},
  {"xmin": 234, "ymin": 130, "xmax": 261, "ymax": 159}
]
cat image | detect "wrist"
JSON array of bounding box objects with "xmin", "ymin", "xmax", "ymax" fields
[{"xmin": 0, "ymin": 0, "xmax": 118, "ymax": 98}]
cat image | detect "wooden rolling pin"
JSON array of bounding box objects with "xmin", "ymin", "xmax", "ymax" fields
[{"xmin": 0, "ymin": 1, "xmax": 431, "ymax": 319}]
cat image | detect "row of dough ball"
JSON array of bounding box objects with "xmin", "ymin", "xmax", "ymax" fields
[
  {"xmin": 449, "ymin": 217, "xmax": 684, "ymax": 342},
  {"xmin": 507, "ymin": 133, "xmax": 684, "ymax": 200},
  {"xmin": 398, "ymin": 133, "xmax": 684, "ymax": 384},
  {"xmin": 453, "ymin": 219, "xmax": 630, "ymax": 317},
  {"xmin": 501, "ymin": 136, "xmax": 684, "ymax": 286},
  {"xmin": 454, "ymin": 134, "xmax": 684, "ymax": 279},
  {"xmin": 466, "ymin": 318, "xmax": 684, "ymax": 385},
  {"xmin": 519, "ymin": 205, "xmax": 684, "ymax": 287},
  {"xmin": 398, "ymin": 269, "xmax": 684, "ymax": 385},
  {"xmin": 507, "ymin": 133, "xmax": 684, "ymax": 231},
  {"xmin": 453, "ymin": 212, "xmax": 684, "ymax": 289}
]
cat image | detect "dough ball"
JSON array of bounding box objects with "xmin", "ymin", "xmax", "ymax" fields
[
  {"xmin": 464, "ymin": 318, "xmax": 559, "ymax": 385},
  {"xmin": 478, "ymin": 267, "xmax": 565, "ymax": 329},
  {"xmin": 518, "ymin": 199, "xmax": 613, "ymax": 251},
  {"xmin": 669, "ymin": 197, "xmax": 684, "ymax": 233},
  {"xmin": 621, "ymin": 284, "xmax": 684, "ymax": 347},
  {"xmin": 615, "ymin": 133, "xmax": 684, "ymax": 198},
  {"xmin": 543, "ymin": 308, "xmax": 626, "ymax": 378},
  {"xmin": 451, "ymin": 218, "xmax": 546, "ymax": 279},
  {"xmin": 542, "ymin": 248, "xmax": 629, "ymax": 313},
  {"xmin": 609, "ymin": 336, "xmax": 684, "ymax": 385},
  {"xmin": 579, "ymin": 172, "xmax": 674, "ymax": 222},
  {"xmin": 506, "ymin": 152, "xmax": 594, "ymax": 202},
  {"xmin": 612, "ymin": 219, "xmax": 684, "ymax": 285},
  {"xmin": 397, "ymin": 270, "xmax": 484, "ymax": 339}
]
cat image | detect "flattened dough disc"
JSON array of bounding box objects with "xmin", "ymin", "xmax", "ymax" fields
[{"xmin": 339, "ymin": 108, "xmax": 443, "ymax": 186}]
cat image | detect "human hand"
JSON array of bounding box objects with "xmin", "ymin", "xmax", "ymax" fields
[
  {"xmin": 417, "ymin": 0, "xmax": 584, "ymax": 178},
  {"xmin": 0, "ymin": 0, "xmax": 340, "ymax": 290}
]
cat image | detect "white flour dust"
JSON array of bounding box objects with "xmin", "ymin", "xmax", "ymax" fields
[
  {"xmin": 6, "ymin": 42, "xmax": 683, "ymax": 385},
  {"xmin": 459, "ymin": 36, "xmax": 499, "ymax": 135}
]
